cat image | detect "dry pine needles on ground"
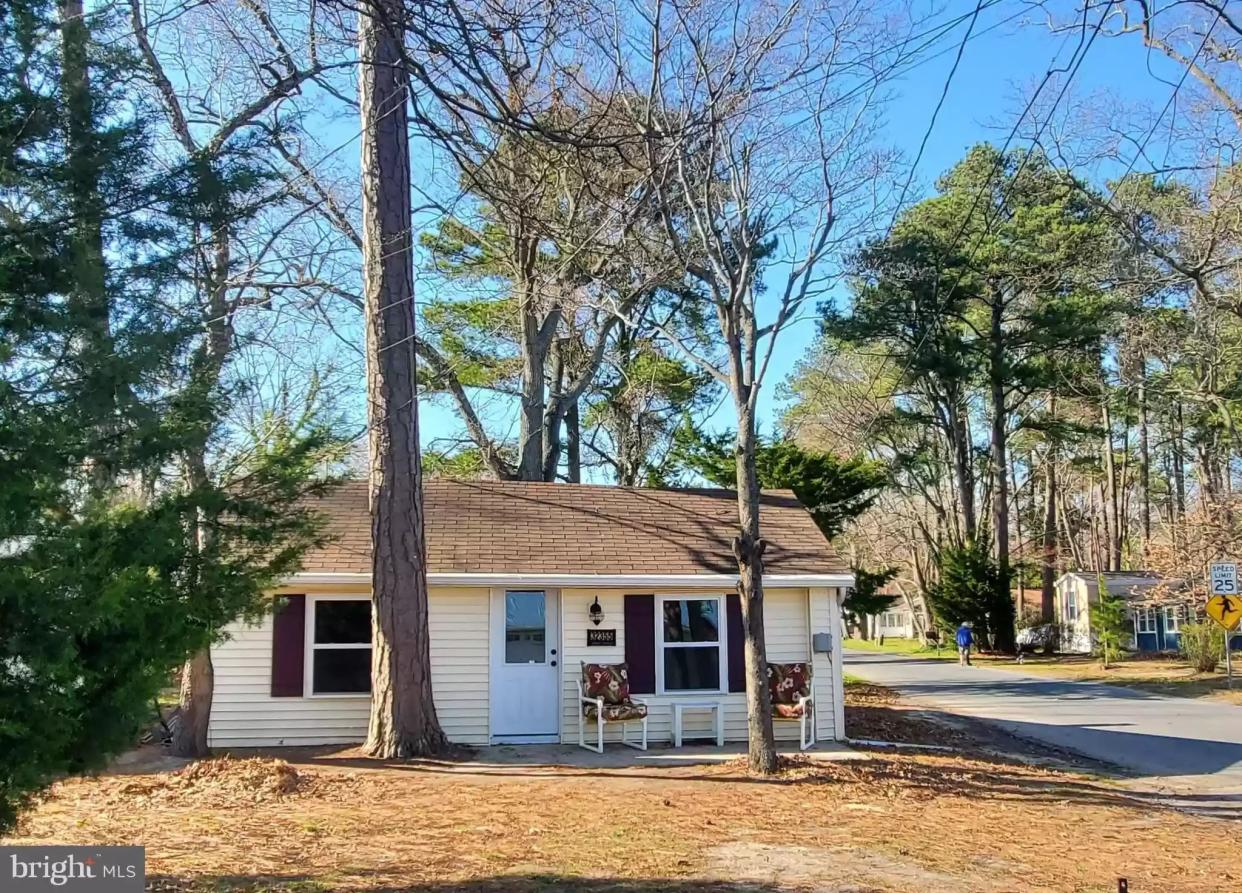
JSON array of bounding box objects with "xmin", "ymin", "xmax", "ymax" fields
[{"xmin": 4, "ymin": 686, "xmax": 1237, "ymax": 893}]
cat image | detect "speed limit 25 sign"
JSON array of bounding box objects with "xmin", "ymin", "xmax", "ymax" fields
[{"xmin": 1210, "ymin": 562, "xmax": 1238, "ymax": 595}]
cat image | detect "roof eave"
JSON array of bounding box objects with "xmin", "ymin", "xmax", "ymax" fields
[{"xmin": 287, "ymin": 571, "xmax": 854, "ymax": 589}]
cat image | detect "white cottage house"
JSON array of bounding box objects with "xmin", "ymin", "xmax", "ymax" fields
[{"xmin": 208, "ymin": 480, "xmax": 853, "ymax": 749}]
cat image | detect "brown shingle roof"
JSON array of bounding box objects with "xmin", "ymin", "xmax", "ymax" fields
[{"xmin": 299, "ymin": 479, "xmax": 847, "ymax": 577}]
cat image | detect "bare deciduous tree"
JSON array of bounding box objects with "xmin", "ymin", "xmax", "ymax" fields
[
  {"xmin": 127, "ymin": 0, "xmax": 357, "ymax": 757},
  {"xmin": 600, "ymin": 0, "xmax": 902, "ymax": 772}
]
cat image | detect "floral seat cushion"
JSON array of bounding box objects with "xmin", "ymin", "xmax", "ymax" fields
[
  {"xmin": 582, "ymin": 662, "xmax": 631, "ymax": 705},
  {"xmin": 583, "ymin": 701, "xmax": 649, "ymax": 722},
  {"xmin": 773, "ymin": 701, "xmax": 806, "ymax": 719},
  {"xmin": 767, "ymin": 662, "xmax": 811, "ymax": 705}
]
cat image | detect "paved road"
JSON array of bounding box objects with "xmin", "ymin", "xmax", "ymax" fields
[{"xmin": 845, "ymin": 650, "xmax": 1242, "ymax": 794}]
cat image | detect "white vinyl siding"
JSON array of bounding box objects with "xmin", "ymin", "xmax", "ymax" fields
[
  {"xmin": 209, "ymin": 610, "xmax": 371, "ymax": 747},
  {"xmin": 208, "ymin": 587, "xmax": 490, "ymax": 747},
  {"xmin": 426, "ymin": 587, "xmax": 491, "ymax": 745},
  {"xmin": 559, "ymin": 587, "xmax": 838, "ymax": 745},
  {"xmin": 810, "ymin": 586, "xmax": 840, "ymax": 743},
  {"xmin": 1056, "ymin": 577, "xmax": 1093, "ymax": 654},
  {"xmin": 211, "ymin": 583, "xmax": 844, "ymax": 749}
]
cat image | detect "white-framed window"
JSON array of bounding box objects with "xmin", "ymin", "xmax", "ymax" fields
[
  {"xmin": 305, "ymin": 596, "xmax": 372, "ymax": 696},
  {"xmin": 655, "ymin": 595, "xmax": 726, "ymax": 694},
  {"xmin": 1162, "ymin": 605, "xmax": 1183, "ymax": 633},
  {"xmin": 882, "ymin": 611, "xmax": 903, "ymax": 630},
  {"xmin": 1065, "ymin": 591, "xmax": 1079, "ymax": 623},
  {"xmin": 1134, "ymin": 607, "xmax": 1156, "ymax": 635}
]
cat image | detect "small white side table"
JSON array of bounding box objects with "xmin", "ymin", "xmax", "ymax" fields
[{"xmin": 671, "ymin": 700, "xmax": 725, "ymax": 747}]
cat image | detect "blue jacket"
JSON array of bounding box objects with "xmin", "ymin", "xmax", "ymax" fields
[{"xmin": 955, "ymin": 625, "xmax": 973, "ymax": 648}]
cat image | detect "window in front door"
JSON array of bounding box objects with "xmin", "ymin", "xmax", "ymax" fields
[{"xmin": 505, "ymin": 590, "xmax": 547, "ymax": 663}]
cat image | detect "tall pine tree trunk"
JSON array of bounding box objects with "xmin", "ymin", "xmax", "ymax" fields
[
  {"xmin": 359, "ymin": 0, "xmax": 447, "ymax": 758},
  {"xmin": 565, "ymin": 399, "xmax": 581, "ymax": 483},
  {"xmin": 733, "ymin": 391, "xmax": 778, "ymax": 774},
  {"xmin": 1101, "ymin": 400, "xmax": 1120, "ymax": 572},
  {"xmin": 988, "ymin": 297, "xmax": 1015, "ymax": 652},
  {"xmin": 1012, "ymin": 452, "xmax": 1025, "ymax": 620},
  {"xmin": 1173, "ymin": 401, "xmax": 1186, "ymax": 545},
  {"xmin": 59, "ymin": 0, "xmax": 116, "ymax": 492},
  {"xmin": 1138, "ymin": 376, "xmax": 1151, "ymax": 548},
  {"xmin": 1040, "ymin": 440, "xmax": 1057, "ymax": 622},
  {"xmin": 952, "ymin": 405, "xmax": 977, "ymax": 541}
]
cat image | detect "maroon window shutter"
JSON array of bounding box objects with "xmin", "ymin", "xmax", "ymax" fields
[
  {"xmin": 726, "ymin": 594, "xmax": 746, "ymax": 693},
  {"xmin": 624, "ymin": 594, "xmax": 656, "ymax": 694},
  {"xmin": 271, "ymin": 594, "xmax": 306, "ymax": 697}
]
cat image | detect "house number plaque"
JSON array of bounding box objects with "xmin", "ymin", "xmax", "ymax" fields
[{"xmin": 586, "ymin": 628, "xmax": 617, "ymax": 647}]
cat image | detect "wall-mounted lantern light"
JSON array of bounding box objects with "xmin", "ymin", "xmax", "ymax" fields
[{"xmin": 588, "ymin": 596, "xmax": 605, "ymax": 626}]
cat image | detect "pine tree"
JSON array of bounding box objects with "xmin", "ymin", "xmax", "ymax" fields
[
  {"xmin": 925, "ymin": 542, "xmax": 1013, "ymax": 649},
  {"xmin": 0, "ymin": 0, "xmax": 336, "ymax": 830},
  {"xmin": 832, "ymin": 146, "xmax": 1115, "ymax": 653},
  {"xmin": 1090, "ymin": 584, "xmax": 1129, "ymax": 669},
  {"xmin": 673, "ymin": 431, "xmax": 888, "ymax": 541}
]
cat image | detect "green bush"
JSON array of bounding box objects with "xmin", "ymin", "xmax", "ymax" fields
[
  {"xmin": 1091, "ymin": 590, "xmax": 1129, "ymax": 668},
  {"xmin": 926, "ymin": 541, "xmax": 1017, "ymax": 653},
  {"xmin": 1179, "ymin": 620, "xmax": 1225, "ymax": 673}
]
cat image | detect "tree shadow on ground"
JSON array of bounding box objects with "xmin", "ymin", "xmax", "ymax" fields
[
  {"xmin": 813, "ymin": 752, "xmax": 1242, "ymax": 818},
  {"xmin": 147, "ymin": 874, "xmax": 786, "ymax": 893}
]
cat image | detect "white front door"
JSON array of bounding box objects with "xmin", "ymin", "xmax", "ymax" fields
[{"xmin": 490, "ymin": 589, "xmax": 560, "ymax": 742}]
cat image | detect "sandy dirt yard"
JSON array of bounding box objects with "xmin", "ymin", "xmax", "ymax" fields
[{"xmin": 4, "ymin": 684, "xmax": 1238, "ymax": 893}]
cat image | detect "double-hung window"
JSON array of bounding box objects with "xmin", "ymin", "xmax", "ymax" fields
[
  {"xmin": 1162, "ymin": 605, "xmax": 1183, "ymax": 633},
  {"xmin": 1065, "ymin": 592, "xmax": 1079, "ymax": 623},
  {"xmin": 308, "ymin": 597, "xmax": 372, "ymax": 695},
  {"xmin": 657, "ymin": 596, "xmax": 725, "ymax": 693},
  {"xmin": 1134, "ymin": 607, "xmax": 1156, "ymax": 635}
]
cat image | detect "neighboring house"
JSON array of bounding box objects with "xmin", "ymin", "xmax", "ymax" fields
[
  {"xmin": 866, "ymin": 594, "xmax": 924, "ymax": 640},
  {"xmin": 1054, "ymin": 571, "xmax": 1191, "ymax": 654},
  {"xmin": 874, "ymin": 605, "xmax": 915, "ymax": 638},
  {"xmin": 208, "ymin": 480, "xmax": 853, "ymax": 749}
]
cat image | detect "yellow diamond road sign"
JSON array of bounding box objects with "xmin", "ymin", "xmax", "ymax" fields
[{"xmin": 1206, "ymin": 594, "xmax": 1242, "ymax": 632}]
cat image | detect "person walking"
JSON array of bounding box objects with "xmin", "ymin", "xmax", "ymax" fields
[{"xmin": 956, "ymin": 622, "xmax": 974, "ymax": 667}]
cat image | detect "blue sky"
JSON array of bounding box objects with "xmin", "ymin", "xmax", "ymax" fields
[{"xmin": 396, "ymin": 2, "xmax": 1188, "ymax": 469}]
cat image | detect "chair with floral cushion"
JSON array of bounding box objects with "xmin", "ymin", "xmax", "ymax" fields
[
  {"xmin": 577, "ymin": 662, "xmax": 648, "ymax": 753},
  {"xmin": 767, "ymin": 661, "xmax": 815, "ymax": 750}
]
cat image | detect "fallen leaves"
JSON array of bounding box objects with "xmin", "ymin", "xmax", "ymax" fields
[{"xmin": 1, "ymin": 695, "xmax": 1231, "ymax": 893}]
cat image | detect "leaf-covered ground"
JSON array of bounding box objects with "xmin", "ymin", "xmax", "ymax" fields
[{"xmin": 4, "ymin": 684, "xmax": 1237, "ymax": 893}]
